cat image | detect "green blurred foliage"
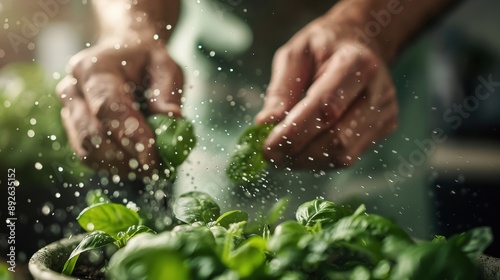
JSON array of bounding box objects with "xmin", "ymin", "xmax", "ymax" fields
[{"xmin": 0, "ymin": 63, "xmax": 91, "ymax": 188}]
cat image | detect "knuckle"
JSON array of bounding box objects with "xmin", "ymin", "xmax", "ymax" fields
[
  {"xmin": 92, "ymin": 94, "xmax": 117, "ymax": 118},
  {"xmin": 70, "ymin": 56, "xmax": 94, "ymax": 79},
  {"xmin": 329, "ymin": 130, "xmax": 356, "ymax": 167},
  {"xmin": 87, "ymin": 86, "xmax": 119, "ymax": 118},
  {"xmin": 55, "ymin": 79, "xmax": 71, "ymax": 99},
  {"xmin": 274, "ymin": 44, "xmax": 307, "ymax": 63},
  {"xmin": 356, "ymin": 51, "xmax": 379, "ymax": 75},
  {"xmin": 321, "ymin": 93, "xmax": 348, "ymax": 120}
]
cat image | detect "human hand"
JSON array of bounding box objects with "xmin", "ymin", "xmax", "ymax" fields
[
  {"xmin": 56, "ymin": 38, "xmax": 183, "ymax": 179},
  {"xmin": 255, "ymin": 9, "xmax": 398, "ymax": 170}
]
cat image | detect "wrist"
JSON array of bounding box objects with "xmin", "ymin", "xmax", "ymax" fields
[
  {"xmin": 328, "ymin": 0, "xmax": 458, "ymax": 62},
  {"xmin": 323, "ymin": 0, "xmax": 402, "ymax": 62},
  {"xmin": 94, "ymin": 0, "xmax": 179, "ymax": 46}
]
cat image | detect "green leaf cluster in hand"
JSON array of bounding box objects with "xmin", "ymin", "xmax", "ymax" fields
[
  {"xmin": 226, "ymin": 124, "xmax": 275, "ymax": 185},
  {"xmin": 82, "ymin": 191, "xmax": 491, "ymax": 280},
  {"xmin": 148, "ymin": 114, "xmax": 197, "ymax": 180}
]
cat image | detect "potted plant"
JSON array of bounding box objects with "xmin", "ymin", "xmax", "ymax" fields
[
  {"xmin": 29, "ymin": 188, "xmax": 500, "ymax": 280},
  {"xmin": 29, "ymin": 121, "xmax": 500, "ymax": 280}
]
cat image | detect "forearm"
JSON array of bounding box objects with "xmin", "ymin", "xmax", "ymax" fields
[
  {"xmin": 92, "ymin": 0, "xmax": 180, "ymax": 43},
  {"xmin": 327, "ymin": 0, "xmax": 458, "ymax": 62}
]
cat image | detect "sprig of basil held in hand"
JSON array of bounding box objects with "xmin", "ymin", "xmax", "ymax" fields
[
  {"xmin": 148, "ymin": 115, "xmax": 197, "ymax": 180},
  {"xmin": 226, "ymin": 124, "xmax": 275, "ymax": 185}
]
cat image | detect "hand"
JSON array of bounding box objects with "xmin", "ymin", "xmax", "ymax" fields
[
  {"xmin": 56, "ymin": 38, "xmax": 183, "ymax": 179},
  {"xmin": 255, "ymin": 14, "xmax": 398, "ymax": 170}
]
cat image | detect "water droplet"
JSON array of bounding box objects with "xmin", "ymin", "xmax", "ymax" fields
[
  {"xmin": 135, "ymin": 143, "xmax": 145, "ymax": 152},
  {"xmin": 112, "ymin": 174, "xmax": 121, "ymax": 184},
  {"xmin": 86, "ymin": 223, "xmax": 95, "ymax": 231},
  {"xmin": 41, "ymin": 203, "xmax": 53, "ymax": 215},
  {"xmin": 34, "ymin": 162, "xmax": 43, "ymax": 170},
  {"xmin": 124, "ymin": 117, "xmax": 139, "ymax": 135},
  {"xmin": 27, "ymin": 129, "xmax": 35, "ymax": 138}
]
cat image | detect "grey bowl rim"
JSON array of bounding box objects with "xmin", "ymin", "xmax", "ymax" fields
[{"xmin": 28, "ymin": 233, "xmax": 87, "ymax": 280}]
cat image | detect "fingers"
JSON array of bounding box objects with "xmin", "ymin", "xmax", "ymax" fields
[
  {"xmin": 56, "ymin": 77, "xmax": 139, "ymax": 178},
  {"xmin": 58, "ymin": 43, "xmax": 186, "ymax": 178},
  {"xmin": 254, "ymin": 43, "xmax": 314, "ymax": 124},
  {"xmin": 263, "ymin": 45, "xmax": 379, "ymax": 164},
  {"xmin": 262, "ymin": 45, "xmax": 398, "ymax": 169},
  {"xmin": 59, "ymin": 64, "xmax": 160, "ymax": 178},
  {"xmin": 145, "ymin": 50, "xmax": 184, "ymax": 118},
  {"xmin": 79, "ymin": 72, "xmax": 159, "ymax": 172},
  {"xmin": 292, "ymin": 89, "xmax": 398, "ymax": 169}
]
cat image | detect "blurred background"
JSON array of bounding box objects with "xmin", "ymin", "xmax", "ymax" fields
[{"xmin": 1, "ymin": 0, "xmax": 499, "ymax": 279}]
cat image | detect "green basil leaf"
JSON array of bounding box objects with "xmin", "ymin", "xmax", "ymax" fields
[
  {"xmin": 296, "ymin": 199, "xmax": 349, "ymax": 228},
  {"xmin": 391, "ymin": 241, "xmax": 476, "ymax": 280},
  {"xmin": 227, "ymin": 236, "xmax": 267, "ymax": 278},
  {"xmin": 148, "ymin": 115, "xmax": 197, "ymax": 168},
  {"xmin": 268, "ymin": 221, "xmax": 308, "ymax": 253},
  {"xmin": 77, "ymin": 202, "xmax": 141, "ymax": 237},
  {"xmin": 125, "ymin": 224, "xmax": 156, "ymax": 238},
  {"xmin": 209, "ymin": 225, "xmax": 228, "ymax": 256},
  {"xmin": 114, "ymin": 225, "xmax": 157, "ymax": 248},
  {"xmin": 266, "ymin": 197, "xmax": 289, "ymax": 225},
  {"xmin": 107, "ymin": 233, "xmax": 190, "ymax": 280},
  {"xmin": 173, "ymin": 191, "xmax": 221, "ymax": 224},
  {"xmin": 215, "ymin": 210, "xmax": 249, "ymax": 229},
  {"xmin": 226, "ymin": 124, "xmax": 274, "ymax": 184},
  {"xmin": 62, "ymin": 231, "xmax": 116, "ymax": 276},
  {"xmin": 449, "ymin": 226, "xmax": 493, "ymax": 261}
]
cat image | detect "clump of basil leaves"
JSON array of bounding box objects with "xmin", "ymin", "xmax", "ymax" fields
[
  {"xmin": 226, "ymin": 124, "xmax": 275, "ymax": 185},
  {"xmin": 62, "ymin": 191, "xmax": 493, "ymax": 280},
  {"xmin": 62, "ymin": 202, "xmax": 155, "ymax": 276},
  {"xmin": 148, "ymin": 114, "xmax": 197, "ymax": 180}
]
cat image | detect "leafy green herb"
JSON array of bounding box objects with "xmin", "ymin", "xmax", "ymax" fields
[
  {"xmin": 265, "ymin": 197, "xmax": 289, "ymax": 225},
  {"xmin": 63, "ymin": 191, "xmax": 494, "ymax": 280},
  {"xmin": 148, "ymin": 115, "xmax": 196, "ymax": 179},
  {"xmin": 77, "ymin": 203, "xmax": 141, "ymax": 238},
  {"xmin": 391, "ymin": 240, "xmax": 476, "ymax": 280},
  {"xmin": 62, "ymin": 231, "xmax": 115, "ymax": 276},
  {"xmin": 215, "ymin": 210, "xmax": 249, "ymax": 229},
  {"xmin": 296, "ymin": 199, "xmax": 350, "ymax": 228},
  {"xmin": 107, "ymin": 233, "xmax": 191, "ymax": 280},
  {"xmin": 173, "ymin": 191, "xmax": 221, "ymax": 224},
  {"xmin": 62, "ymin": 202, "xmax": 153, "ymax": 276},
  {"xmin": 226, "ymin": 124, "xmax": 275, "ymax": 184}
]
